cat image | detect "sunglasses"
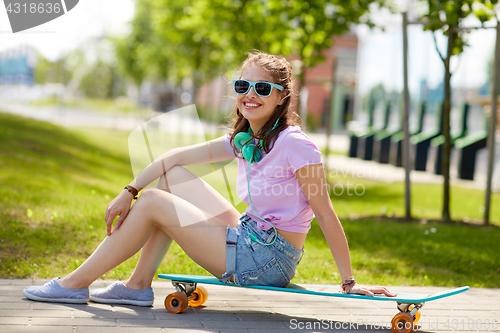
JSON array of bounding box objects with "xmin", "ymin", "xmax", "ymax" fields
[{"xmin": 233, "ymin": 79, "xmax": 284, "ymax": 97}]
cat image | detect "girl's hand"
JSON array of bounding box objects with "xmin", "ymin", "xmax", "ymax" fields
[
  {"xmin": 104, "ymin": 190, "xmax": 134, "ymax": 236},
  {"xmin": 348, "ymin": 283, "xmax": 397, "ymax": 297}
]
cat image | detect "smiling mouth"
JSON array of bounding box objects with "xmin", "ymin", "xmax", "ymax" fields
[{"xmin": 244, "ymin": 102, "xmax": 261, "ymax": 108}]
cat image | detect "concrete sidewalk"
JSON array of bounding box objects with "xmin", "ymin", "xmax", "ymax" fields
[{"xmin": 1, "ymin": 279, "xmax": 499, "ymax": 333}]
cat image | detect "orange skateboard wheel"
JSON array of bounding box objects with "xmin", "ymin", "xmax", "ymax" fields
[
  {"xmin": 414, "ymin": 310, "xmax": 421, "ymax": 323},
  {"xmin": 188, "ymin": 286, "xmax": 208, "ymax": 307},
  {"xmin": 165, "ymin": 292, "xmax": 189, "ymax": 314},
  {"xmin": 391, "ymin": 312, "xmax": 414, "ymax": 333}
]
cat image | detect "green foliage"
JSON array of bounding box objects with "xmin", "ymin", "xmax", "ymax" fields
[
  {"xmin": 305, "ymin": 113, "xmax": 320, "ymax": 131},
  {"xmin": 369, "ymin": 83, "xmax": 387, "ymax": 103},
  {"xmin": 260, "ymin": 0, "xmax": 383, "ymax": 70},
  {"xmin": 79, "ymin": 60, "xmax": 123, "ymax": 99},
  {"xmin": 114, "ymin": 0, "xmax": 388, "ymax": 88},
  {"xmin": 421, "ymin": 0, "xmax": 497, "ymax": 56},
  {"xmin": 418, "ymin": 0, "xmax": 498, "ymax": 223},
  {"xmin": 113, "ymin": 0, "xmax": 154, "ymax": 87},
  {"xmin": 35, "ymin": 43, "xmax": 126, "ymax": 100},
  {"xmin": 34, "ymin": 52, "xmax": 72, "ymax": 85}
]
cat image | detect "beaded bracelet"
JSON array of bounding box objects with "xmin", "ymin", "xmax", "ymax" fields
[
  {"xmin": 341, "ymin": 278, "xmax": 356, "ymax": 294},
  {"xmin": 124, "ymin": 185, "xmax": 139, "ymax": 200}
]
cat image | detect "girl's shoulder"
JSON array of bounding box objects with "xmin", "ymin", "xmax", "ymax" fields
[
  {"xmin": 273, "ymin": 126, "xmax": 321, "ymax": 173},
  {"xmin": 276, "ymin": 126, "xmax": 321, "ymax": 151},
  {"xmin": 276, "ymin": 125, "xmax": 303, "ymax": 142}
]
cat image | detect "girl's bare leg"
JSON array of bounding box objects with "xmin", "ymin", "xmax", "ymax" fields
[
  {"xmin": 123, "ymin": 228, "xmax": 173, "ymax": 289},
  {"xmin": 60, "ymin": 166, "xmax": 240, "ymax": 289},
  {"xmin": 123, "ymin": 175, "xmax": 174, "ymax": 289},
  {"xmin": 122, "ymin": 174, "xmax": 174, "ymax": 290},
  {"xmin": 60, "ymin": 198, "xmax": 156, "ymax": 288},
  {"xmin": 125, "ymin": 167, "xmax": 240, "ymax": 289}
]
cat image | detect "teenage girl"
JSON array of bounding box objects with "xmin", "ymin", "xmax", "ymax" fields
[{"xmin": 23, "ymin": 52, "xmax": 395, "ymax": 306}]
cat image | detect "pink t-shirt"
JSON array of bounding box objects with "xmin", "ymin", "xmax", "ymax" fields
[{"xmin": 223, "ymin": 126, "xmax": 322, "ymax": 234}]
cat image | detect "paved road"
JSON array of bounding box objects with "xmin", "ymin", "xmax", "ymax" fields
[{"xmin": 1, "ymin": 279, "xmax": 499, "ymax": 333}]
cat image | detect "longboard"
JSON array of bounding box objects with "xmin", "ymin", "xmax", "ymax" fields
[{"xmin": 159, "ymin": 273, "xmax": 469, "ymax": 333}]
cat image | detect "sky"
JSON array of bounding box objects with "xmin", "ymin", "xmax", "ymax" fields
[
  {"xmin": 0, "ymin": 0, "xmax": 497, "ymax": 96},
  {"xmin": 0, "ymin": 0, "xmax": 135, "ymax": 60},
  {"xmin": 356, "ymin": 8, "xmax": 497, "ymax": 95}
]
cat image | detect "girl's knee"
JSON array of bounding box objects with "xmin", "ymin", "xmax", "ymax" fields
[
  {"xmin": 137, "ymin": 188, "xmax": 170, "ymax": 206},
  {"xmin": 157, "ymin": 166, "xmax": 189, "ymax": 191},
  {"xmin": 165, "ymin": 166, "xmax": 197, "ymax": 186},
  {"xmin": 135, "ymin": 189, "xmax": 175, "ymax": 225},
  {"xmin": 166, "ymin": 165, "xmax": 185, "ymax": 179},
  {"xmin": 138, "ymin": 188, "xmax": 156, "ymax": 200}
]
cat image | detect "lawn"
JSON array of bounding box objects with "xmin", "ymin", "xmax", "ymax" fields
[
  {"xmin": 1, "ymin": 111, "xmax": 499, "ymax": 287},
  {"xmin": 29, "ymin": 96, "xmax": 143, "ymax": 115}
]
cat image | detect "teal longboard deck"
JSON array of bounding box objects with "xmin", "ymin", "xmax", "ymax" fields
[
  {"xmin": 158, "ymin": 274, "xmax": 469, "ymax": 304},
  {"xmin": 159, "ymin": 273, "xmax": 470, "ymax": 332}
]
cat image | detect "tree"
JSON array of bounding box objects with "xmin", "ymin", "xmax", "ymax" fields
[
  {"xmin": 150, "ymin": 0, "xmax": 232, "ymax": 86},
  {"xmin": 118, "ymin": 1, "xmax": 388, "ymax": 83},
  {"xmin": 184, "ymin": 0, "xmax": 387, "ymax": 122},
  {"xmin": 34, "ymin": 52, "xmax": 72, "ymax": 85},
  {"xmin": 420, "ymin": 0, "xmax": 497, "ymax": 223},
  {"xmin": 79, "ymin": 60, "xmax": 121, "ymax": 99},
  {"xmin": 111, "ymin": 0, "xmax": 153, "ymax": 90},
  {"xmin": 115, "ymin": 0, "xmax": 389, "ymax": 125},
  {"xmin": 261, "ymin": 0, "xmax": 382, "ymax": 104}
]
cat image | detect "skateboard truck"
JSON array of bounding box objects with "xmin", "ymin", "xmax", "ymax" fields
[
  {"xmin": 397, "ymin": 301, "xmax": 425, "ymax": 313},
  {"xmin": 172, "ymin": 281, "xmax": 197, "ymax": 297},
  {"xmin": 164, "ymin": 280, "xmax": 209, "ymax": 314}
]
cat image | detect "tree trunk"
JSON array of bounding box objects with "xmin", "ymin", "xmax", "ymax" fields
[{"xmin": 442, "ymin": 30, "xmax": 456, "ymax": 224}]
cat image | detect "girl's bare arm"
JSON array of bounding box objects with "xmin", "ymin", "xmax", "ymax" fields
[
  {"xmin": 105, "ymin": 136, "xmax": 234, "ymax": 235},
  {"xmin": 295, "ymin": 163, "xmax": 396, "ymax": 297},
  {"xmin": 130, "ymin": 136, "xmax": 234, "ymax": 191}
]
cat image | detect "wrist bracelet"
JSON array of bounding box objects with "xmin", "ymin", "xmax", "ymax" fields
[
  {"xmin": 341, "ymin": 278, "xmax": 356, "ymax": 294},
  {"xmin": 124, "ymin": 185, "xmax": 139, "ymax": 200}
]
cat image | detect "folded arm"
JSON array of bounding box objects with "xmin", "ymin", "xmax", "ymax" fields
[{"xmin": 130, "ymin": 136, "xmax": 234, "ymax": 191}]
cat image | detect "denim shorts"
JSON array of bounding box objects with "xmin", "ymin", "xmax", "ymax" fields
[{"xmin": 220, "ymin": 214, "xmax": 304, "ymax": 287}]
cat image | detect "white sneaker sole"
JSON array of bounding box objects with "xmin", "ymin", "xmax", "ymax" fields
[
  {"xmin": 23, "ymin": 290, "xmax": 89, "ymax": 304},
  {"xmin": 90, "ymin": 295, "xmax": 153, "ymax": 307}
]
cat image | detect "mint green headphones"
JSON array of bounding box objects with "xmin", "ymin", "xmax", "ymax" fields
[{"xmin": 233, "ymin": 118, "xmax": 279, "ymax": 164}]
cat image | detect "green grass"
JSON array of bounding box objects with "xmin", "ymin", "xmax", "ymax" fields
[
  {"xmin": 318, "ymin": 146, "xmax": 348, "ymax": 156},
  {"xmin": 325, "ymin": 176, "xmax": 500, "ymax": 224},
  {"xmin": 1, "ymin": 111, "xmax": 499, "ymax": 288},
  {"xmin": 299, "ymin": 219, "xmax": 500, "ymax": 287},
  {"xmin": 29, "ymin": 96, "xmax": 146, "ymax": 115}
]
